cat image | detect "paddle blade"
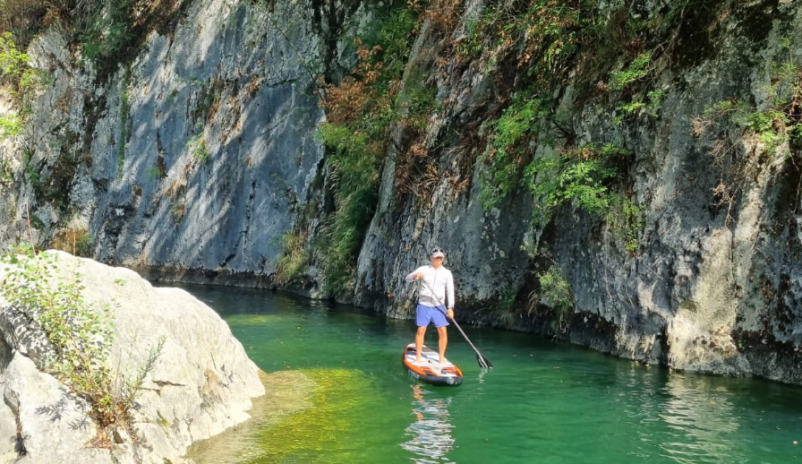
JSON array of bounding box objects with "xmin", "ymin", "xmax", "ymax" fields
[{"xmin": 476, "ymin": 352, "xmax": 493, "ymax": 369}]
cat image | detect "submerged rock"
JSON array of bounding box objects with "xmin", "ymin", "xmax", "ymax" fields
[
  {"xmin": 0, "ymin": 250, "xmax": 265, "ymax": 464},
  {"xmin": 188, "ymin": 368, "xmax": 366, "ymax": 464},
  {"xmin": 187, "ymin": 370, "xmax": 315, "ymax": 463}
]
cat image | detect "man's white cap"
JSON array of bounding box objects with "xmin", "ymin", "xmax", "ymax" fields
[{"xmin": 431, "ymin": 247, "xmax": 445, "ymax": 258}]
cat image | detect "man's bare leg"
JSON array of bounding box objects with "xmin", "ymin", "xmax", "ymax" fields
[
  {"xmin": 415, "ymin": 326, "xmax": 427, "ymax": 362},
  {"xmin": 437, "ymin": 326, "xmax": 448, "ymax": 364}
]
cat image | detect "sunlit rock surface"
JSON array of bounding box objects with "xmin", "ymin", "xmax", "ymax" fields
[{"xmin": 0, "ymin": 251, "xmax": 264, "ymax": 463}]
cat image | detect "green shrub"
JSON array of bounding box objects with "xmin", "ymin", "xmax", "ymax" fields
[
  {"xmin": 145, "ymin": 166, "xmax": 162, "ymax": 181},
  {"xmin": 613, "ymin": 101, "xmax": 646, "ymax": 126},
  {"xmin": 0, "ymin": 114, "xmax": 22, "ymax": 139},
  {"xmin": 316, "ymin": 3, "xmax": 423, "ymax": 295},
  {"xmin": 314, "ymin": 122, "xmax": 382, "ymax": 293},
  {"xmin": 523, "ymin": 143, "xmax": 630, "ymax": 225},
  {"xmin": 529, "ymin": 265, "xmax": 574, "ymax": 331},
  {"xmin": 273, "ymin": 231, "xmax": 308, "ymax": 286},
  {"xmin": 609, "ymin": 52, "xmax": 652, "ymax": 91},
  {"xmin": 606, "ymin": 195, "xmax": 644, "ymax": 254},
  {"xmin": 479, "ymin": 96, "xmax": 547, "ymax": 209},
  {"xmin": 187, "ymin": 134, "xmax": 211, "ymax": 163},
  {"xmin": 0, "ymin": 158, "xmax": 12, "ymax": 184},
  {"xmin": 646, "ymin": 89, "xmax": 666, "ymax": 117},
  {"xmin": 703, "ymin": 101, "xmax": 791, "ymax": 156},
  {"xmin": 117, "ymin": 76, "xmax": 130, "ymax": 180},
  {"xmin": 29, "ymin": 213, "xmax": 45, "ymax": 229},
  {"xmin": 0, "ymin": 32, "xmax": 46, "ymax": 140},
  {"xmin": 79, "ymin": 0, "xmax": 136, "ymax": 64},
  {"xmin": 613, "ymin": 89, "xmax": 666, "ymax": 125},
  {"xmin": 471, "ymin": 1, "xmax": 650, "ymax": 213},
  {"xmin": 790, "ymin": 124, "xmax": 802, "ymax": 149},
  {"xmin": 372, "ymin": 6, "xmax": 420, "ymax": 75},
  {"xmin": 699, "ymin": 39, "xmax": 800, "ymax": 156},
  {"xmin": 495, "ymin": 285, "xmax": 518, "ymax": 313},
  {"xmin": 0, "ymin": 31, "xmax": 44, "ymax": 92}
]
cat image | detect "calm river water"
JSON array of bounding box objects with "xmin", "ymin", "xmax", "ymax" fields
[{"xmin": 182, "ymin": 284, "xmax": 801, "ymax": 464}]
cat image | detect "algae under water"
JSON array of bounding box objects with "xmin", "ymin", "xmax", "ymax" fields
[{"xmin": 184, "ymin": 284, "xmax": 801, "ymax": 463}]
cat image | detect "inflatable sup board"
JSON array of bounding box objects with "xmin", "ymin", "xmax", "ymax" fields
[{"xmin": 403, "ymin": 343, "xmax": 463, "ymax": 386}]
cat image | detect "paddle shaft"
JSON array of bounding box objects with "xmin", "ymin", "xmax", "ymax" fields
[{"xmin": 418, "ymin": 279, "xmax": 492, "ymax": 369}]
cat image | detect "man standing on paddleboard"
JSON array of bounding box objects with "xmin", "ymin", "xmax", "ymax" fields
[{"xmin": 405, "ymin": 247, "xmax": 455, "ymax": 365}]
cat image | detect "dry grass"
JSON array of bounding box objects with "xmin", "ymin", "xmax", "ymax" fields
[
  {"xmin": 171, "ymin": 199, "xmax": 185, "ymax": 222},
  {"xmin": 423, "ymin": 0, "xmax": 462, "ymax": 35},
  {"xmin": 165, "ymin": 176, "xmax": 186, "ymax": 197},
  {"xmin": 0, "ymin": 0, "xmax": 68, "ymax": 47},
  {"xmin": 691, "ymin": 116, "xmax": 713, "ymax": 137},
  {"xmin": 50, "ymin": 228, "xmax": 92, "ymax": 257}
]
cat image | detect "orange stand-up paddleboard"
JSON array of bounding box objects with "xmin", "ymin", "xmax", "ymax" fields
[{"xmin": 402, "ymin": 343, "xmax": 463, "ymax": 386}]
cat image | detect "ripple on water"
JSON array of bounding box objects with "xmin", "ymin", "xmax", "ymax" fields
[{"xmin": 401, "ymin": 385, "xmax": 456, "ymax": 464}]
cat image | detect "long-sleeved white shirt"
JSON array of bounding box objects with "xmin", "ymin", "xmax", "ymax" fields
[{"xmin": 405, "ymin": 265, "xmax": 455, "ymax": 309}]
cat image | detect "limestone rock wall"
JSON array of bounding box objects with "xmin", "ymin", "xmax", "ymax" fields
[{"xmin": 0, "ymin": 0, "xmax": 330, "ymax": 281}]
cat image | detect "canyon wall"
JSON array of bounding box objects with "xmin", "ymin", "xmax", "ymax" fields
[{"xmin": 1, "ymin": 0, "xmax": 801, "ymax": 384}]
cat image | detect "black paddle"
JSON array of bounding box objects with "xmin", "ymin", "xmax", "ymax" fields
[{"xmin": 419, "ymin": 280, "xmax": 493, "ymax": 369}]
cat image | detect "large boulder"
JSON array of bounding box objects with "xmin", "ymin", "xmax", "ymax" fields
[{"xmin": 0, "ymin": 250, "xmax": 265, "ymax": 464}]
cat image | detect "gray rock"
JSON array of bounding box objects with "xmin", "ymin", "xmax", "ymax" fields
[
  {"xmin": 0, "ymin": 251, "xmax": 264, "ymax": 463},
  {"xmin": 0, "ymin": 0, "xmax": 338, "ymax": 285},
  {"xmin": 352, "ymin": 0, "xmax": 802, "ymax": 386},
  {"xmin": 3, "ymin": 352, "xmax": 111, "ymax": 464}
]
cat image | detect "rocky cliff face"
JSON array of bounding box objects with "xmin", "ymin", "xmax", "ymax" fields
[
  {"xmin": 354, "ymin": 0, "xmax": 802, "ymax": 385},
  {"xmin": 2, "ymin": 0, "xmax": 802, "ymax": 385},
  {"xmin": 0, "ymin": 251, "xmax": 265, "ymax": 463},
  {"xmin": 0, "ymin": 0, "xmax": 336, "ymax": 283}
]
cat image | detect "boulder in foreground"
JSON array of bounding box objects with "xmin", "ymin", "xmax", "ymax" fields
[{"xmin": 0, "ymin": 250, "xmax": 265, "ymax": 464}]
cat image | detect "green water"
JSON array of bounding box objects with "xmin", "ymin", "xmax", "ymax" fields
[{"xmin": 184, "ymin": 284, "xmax": 801, "ymax": 463}]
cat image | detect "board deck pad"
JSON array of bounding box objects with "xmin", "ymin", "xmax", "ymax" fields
[
  {"xmin": 404, "ymin": 344, "xmax": 455, "ymax": 367},
  {"xmin": 403, "ymin": 343, "xmax": 463, "ymax": 386}
]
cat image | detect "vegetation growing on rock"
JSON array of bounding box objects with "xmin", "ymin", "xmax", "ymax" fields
[
  {"xmin": 315, "ymin": 1, "xmax": 425, "ymax": 295},
  {"xmin": 0, "ymin": 246, "xmax": 164, "ymax": 446},
  {"xmin": 0, "ymin": 32, "xmax": 46, "ymax": 139}
]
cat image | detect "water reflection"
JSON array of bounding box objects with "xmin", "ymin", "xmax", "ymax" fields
[
  {"xmin": 401, "ymin": 385, "xmax": 456, "ymax": 463},
  {"xmin": 658, "ymin": 374, "xmax": 743, "ymax": 464}
]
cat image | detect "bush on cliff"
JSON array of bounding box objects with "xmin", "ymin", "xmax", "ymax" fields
[
  {"xmin": 315, "ymin": 2, "xmax": 424, "ymax": 295},
  {"xmin": 0, "ymin": 32, "xmax": 46, "ymax": 140}
]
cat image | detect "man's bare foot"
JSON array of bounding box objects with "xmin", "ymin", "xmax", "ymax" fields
[
  {"xmin": 439, "ymin": 358, "xmax": 446, "ymax": 364},
  {"xmin": 415, "ymin": 357, "xmax": 422, "ymax": 363}
]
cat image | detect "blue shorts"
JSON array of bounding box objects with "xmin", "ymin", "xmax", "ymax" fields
[{"xmin": 416, "ymin": 304, "xmax": 450, "ymax": 328}]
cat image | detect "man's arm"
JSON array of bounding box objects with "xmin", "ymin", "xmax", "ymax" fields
[
  {"xmin": 405, "ymin": 266, "xmax": 425, "ymax": 283},
  {"xmin": 444, "ymin": 272, "xmax": 455, "ymax": 319},
  {"xmin": 446, "ymin": 271, "xmax": 455, "ymax": 309}
]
